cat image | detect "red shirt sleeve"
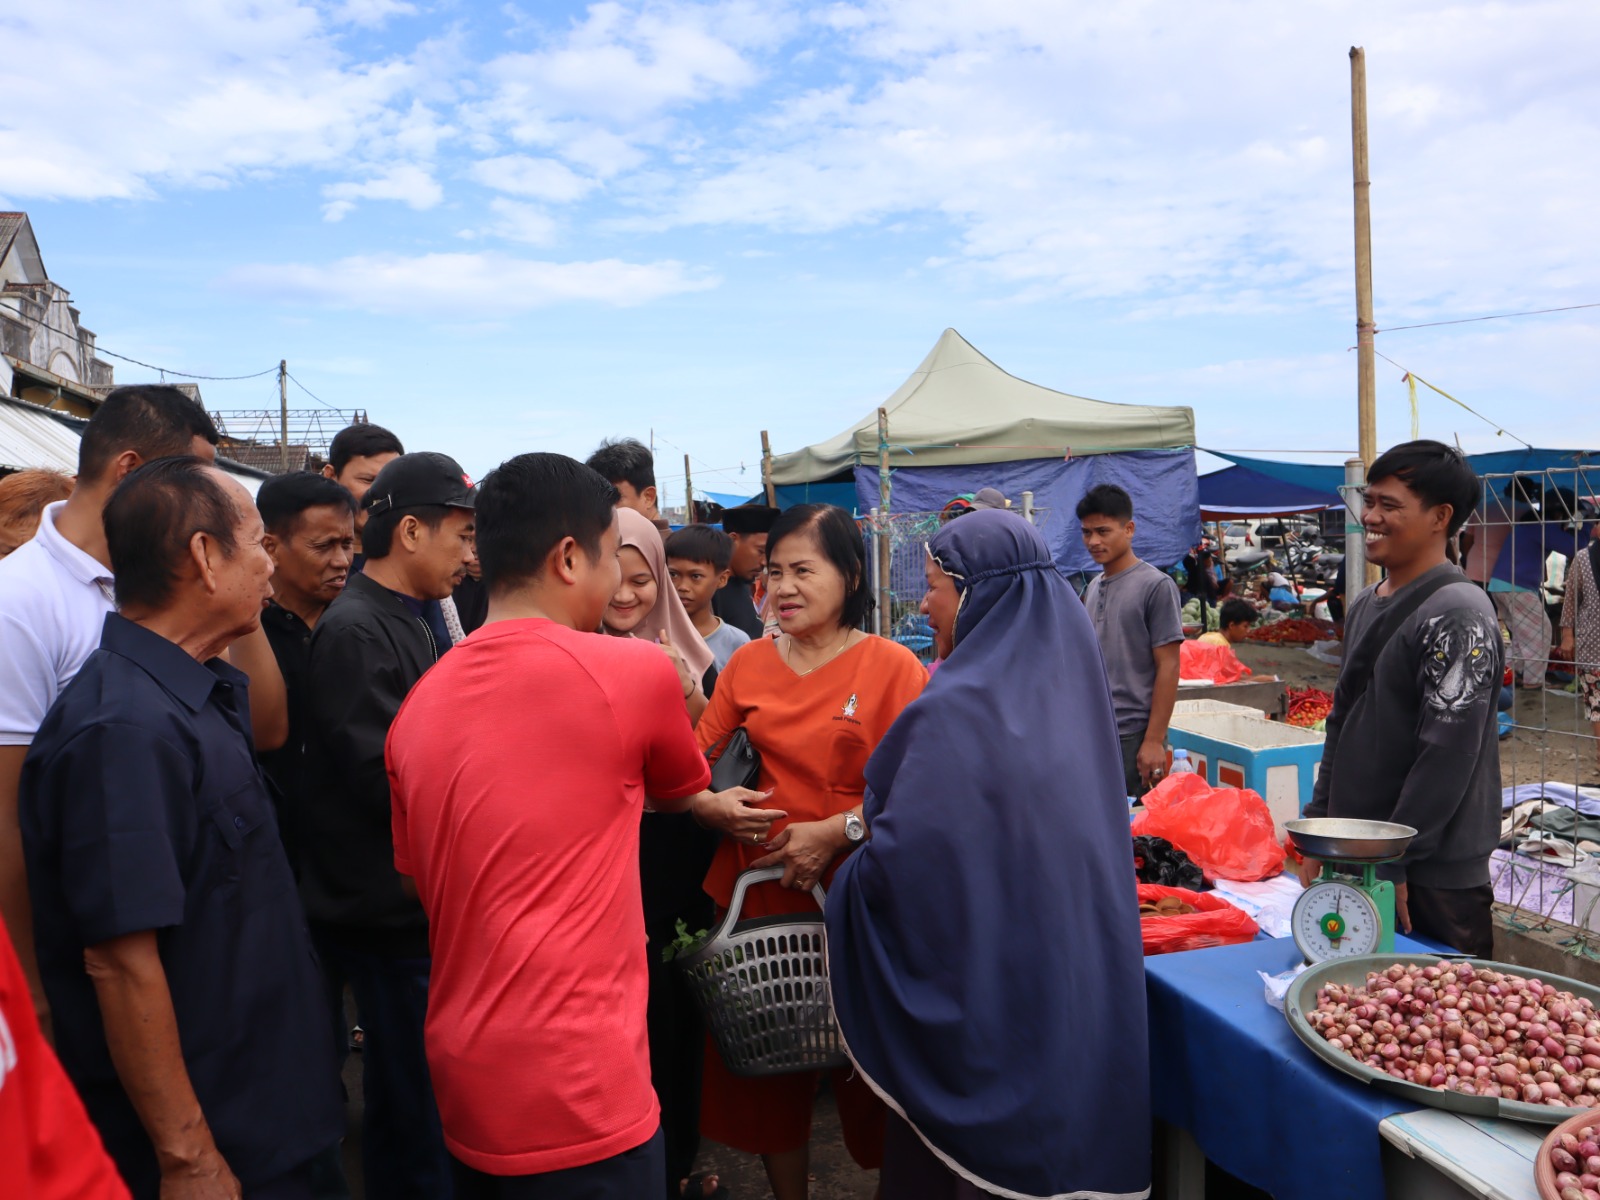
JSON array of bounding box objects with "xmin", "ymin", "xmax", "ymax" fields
[
  {"xmin": 386, "ymin": 709, "xmax": 414, "ymax": 877},
  {"xmin": 640, "ymin": 651, "xmax": 713, "ymax": 800},
  {"xmin": 0, "ymin": 922, "xmax": 130, "ymax": 1200}
]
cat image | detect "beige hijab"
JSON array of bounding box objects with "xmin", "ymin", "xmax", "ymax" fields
[{"xmin": 609, "ymin": 506, "xmax": 715, "ymax": 683}]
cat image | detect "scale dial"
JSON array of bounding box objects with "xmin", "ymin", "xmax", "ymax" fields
[{"xmin": 1293, "ymin": 880, "xmax": 1382, "ymax": 962}]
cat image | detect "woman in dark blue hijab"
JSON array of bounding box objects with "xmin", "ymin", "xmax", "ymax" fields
[{"xmin": 826, "ymin": 509, "xmax": 1151, "ymax": 1199}]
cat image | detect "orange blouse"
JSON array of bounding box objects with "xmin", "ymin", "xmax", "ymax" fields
[{"xmin": 696, "ymin": 634, "xmax": 928, "ymax": 917}]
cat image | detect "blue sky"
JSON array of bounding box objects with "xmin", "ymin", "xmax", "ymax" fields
[{"xmin": 4, "ymin": 0, "xmax": 1596, "ymax": 504}]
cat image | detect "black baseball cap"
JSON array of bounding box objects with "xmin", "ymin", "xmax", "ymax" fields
[{"xmin": 363, "ymin": 452, "xmax": 477, "ymax": 517}]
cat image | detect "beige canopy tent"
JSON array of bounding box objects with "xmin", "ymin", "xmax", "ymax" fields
[{"xmin": 769, "ymin": 328, "xmax": 1195, "ymax": 485}]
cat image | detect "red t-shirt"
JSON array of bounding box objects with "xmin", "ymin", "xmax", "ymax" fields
[
  {"xmin": 0, "ymin": 921, "xmax": 129, "ymax": 1200},
  {"xmin": 387, "ymin": 618, "xmax": 711, "ymax": 1175}
]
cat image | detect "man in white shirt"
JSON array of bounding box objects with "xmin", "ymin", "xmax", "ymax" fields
[{"xmin": 0, "ymin": 385, "xmax": 234, "ymax": 1036}]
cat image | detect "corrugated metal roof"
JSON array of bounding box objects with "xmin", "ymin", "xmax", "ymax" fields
[
  {"xmin": 0, "ymin": 214, "xmax": 24, "ymax": 264},
  {"xmin": 0, "ymin": 397, "xmax": 266, "ymax": 497},
  {"xmin": 0, "ymin": 397, "xmax": 81, "ymax": 473}
]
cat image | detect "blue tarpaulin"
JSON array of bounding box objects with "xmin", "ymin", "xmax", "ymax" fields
[
  {"xmin": 1198, "ymin": 465, "xmax": 1342, "ymax": 519},
  {"xmin": 855, "ymin": 450, "xmax": 1201, "ymax": 572},
  {"xmin": 1208, "ymin": 449, "xmax": 1600, "ymax": 505}
]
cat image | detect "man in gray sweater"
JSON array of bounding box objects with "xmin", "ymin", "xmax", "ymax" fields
[{"xmin": 1299, "ymin": 440, "xmax": 1502, "ymax": 957}]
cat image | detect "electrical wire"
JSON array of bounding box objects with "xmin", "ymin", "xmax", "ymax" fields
[
  {"xmin": 1378, "ymin": 302, "xmax": 1600, "ymax": 335},
  {"xmin": 285, "ymin": 372, "xmax": 340, "ymax": 411}
]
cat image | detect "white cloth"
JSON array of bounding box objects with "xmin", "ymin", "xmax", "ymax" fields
[
  {"xmin": 1209, "ymin": 874, "xmax": 1306, "ymax": 939},
  {"xmin": 0, "ymin": 502, "xmax": 115, "ymax": 745}
]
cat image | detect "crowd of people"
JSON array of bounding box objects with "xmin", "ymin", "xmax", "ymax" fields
[{"xmin": 0, "ymin": 384, "xmax": 1532, "ymax": 1200}]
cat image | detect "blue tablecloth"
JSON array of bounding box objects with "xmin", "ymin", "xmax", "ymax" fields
[{"xmin": 1146, "ymin": 935, "xmax": 1447, "ymax": 1200}]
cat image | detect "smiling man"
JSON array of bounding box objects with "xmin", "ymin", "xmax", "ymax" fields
[{"xmin": 1299, "ymin": 440, "xmax": 1502, "ymax": 958}]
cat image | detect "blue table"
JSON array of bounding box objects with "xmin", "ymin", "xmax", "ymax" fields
[{"xmin": 1145, "ymin": 935, "xmax": 1446, "ymax": 1200}]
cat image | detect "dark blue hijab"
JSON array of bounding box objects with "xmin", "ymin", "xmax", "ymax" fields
[{"xmin": 827, "ymin": 511, "xmax": 1150, "ymax": 1199}]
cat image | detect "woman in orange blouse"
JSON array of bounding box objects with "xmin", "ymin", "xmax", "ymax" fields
[{"xmin": 690, "ymin": 504, "xmax": 927, "ymax": 1200}]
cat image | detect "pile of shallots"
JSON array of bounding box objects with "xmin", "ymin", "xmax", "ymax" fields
[
  {"xmin": 1547, "ymin": 1121, "xmax": 1600, "ymax": 1199},
  {"xmin": 1305, "ymin": 961, "xmax": 1600, "ymax": 1108}
]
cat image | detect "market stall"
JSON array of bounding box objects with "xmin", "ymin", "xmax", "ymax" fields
[{"xmin": 1142, "ymin": 807, "xmax": 1600, "ymax": 1200}]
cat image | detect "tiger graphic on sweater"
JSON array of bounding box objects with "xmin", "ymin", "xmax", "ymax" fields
[{"xmin": 1419, "ymin": 611, "xmax": 1499, "ymax": 719}]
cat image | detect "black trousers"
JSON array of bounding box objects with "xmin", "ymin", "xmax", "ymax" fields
[
  {"xmin": 646, "ymin": 932, "xmax": 707, "ymax": 1198},
  {"xmin": 1406, "ymin": 882, "xmax": 1495, "ymax": 959},
  {"xmin": 450, "ymin": 1129, "xmax": 664, "ymax": 1199}
]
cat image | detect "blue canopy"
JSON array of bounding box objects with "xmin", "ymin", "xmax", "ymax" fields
[{"xmin": 1199, "ymin": 464, "xmax": 1342, "ymax": 519}]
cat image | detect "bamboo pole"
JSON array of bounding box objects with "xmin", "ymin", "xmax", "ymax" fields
[
  {"xmin": 1350, "ymin": 46, "xmax": 1380, "ymax": 585},
  {"xmin": 876, "ymin": 407, "xmax": 892, "ymax": 637},
  {"xmin": 684, "ymin": 454, "xmax": 695, "ymax": 525},
  {"xmin": 760, "ymin": 430, "xmax": 777, "ymax": 507}
]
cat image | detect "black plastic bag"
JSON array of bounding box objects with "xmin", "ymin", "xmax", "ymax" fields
[{"xmin": 1132, "ymin": 835, "xmax": 1207, "ymax": 891}]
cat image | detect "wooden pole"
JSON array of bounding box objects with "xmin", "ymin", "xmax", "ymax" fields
[
  {"xmin": 684, "ymin": 454, "xmax": 695, "ymax": 525},
  {"xmin": 278, "ymin": 360, "xmax": 289, "ymax": 473},
  {"xmin": 760, "ymin": 430, "xmax": 777, "ymax": 507},
  {"xmin": 1350, "ymin": 46, "xmax": 1379, "ymax": 585},
  {"xmin": 876, "ymin": 407, "xmax": 892, "ymax": 636}
]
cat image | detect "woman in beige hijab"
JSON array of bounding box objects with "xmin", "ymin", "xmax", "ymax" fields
[{"xmin": 605, "ymin": 506, "xmax": 716, "ymax": 723}]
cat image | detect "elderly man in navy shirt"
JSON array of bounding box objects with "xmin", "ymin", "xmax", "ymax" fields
[{"xmin": 20, "ymin": 456, "xmax": 341, "ymax": 1200}]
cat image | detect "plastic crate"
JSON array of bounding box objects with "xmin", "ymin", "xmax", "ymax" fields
[{"xmin": 1166, "ymin": 713, "xmax": 1326, "ymax": 836}]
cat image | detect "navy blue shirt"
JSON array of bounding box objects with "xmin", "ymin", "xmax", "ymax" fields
[{"xmin": 20, "ymin": 614, "xmax": 342, "ymax": 1194}]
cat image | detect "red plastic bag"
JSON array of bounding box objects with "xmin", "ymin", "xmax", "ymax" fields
[
  {"xmin": 1178, "ymin": 639, "xmax": 1251, "ymax": 684},
  {"xmin": 1130, "ymin": 773, "xmax": 1286, "ymax": 882},
  {"xmin": 1136, "ymin": 884, "xmax": 1259, "ymax": 955}
]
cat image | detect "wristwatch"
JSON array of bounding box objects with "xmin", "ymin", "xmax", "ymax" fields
[{"xmin": 842, "ymin": 811, "xmax": 866, "ymax": 845}]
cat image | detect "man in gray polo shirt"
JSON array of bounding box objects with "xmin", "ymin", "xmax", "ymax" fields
[{"xmin": 1079, "ymin": 484, "xmax": 1184, "ymax": 797}]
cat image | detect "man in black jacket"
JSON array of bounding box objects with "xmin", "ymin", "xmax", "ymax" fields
[
  {"xmin": 713, "ymin": 504, "xmax": 779, "ymax": 639},
  {"xmin": 1299, "ymin": 441, "xmax": 1501, "ymax": 957},
  {"xmin": 304, "ymin": 452, "xmax": 476, "ymax": 1199}
]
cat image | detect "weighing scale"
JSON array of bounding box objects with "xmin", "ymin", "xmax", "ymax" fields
[{"xmin": 1283, "ymin": 819, "xmax": 1418, "ymax": 963}]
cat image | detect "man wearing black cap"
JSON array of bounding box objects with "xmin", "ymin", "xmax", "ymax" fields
[
  {"xmin": 714, "ymin": 505, "xmax": 778, "ymax": 639},
  {"xmin": 302, "ymin": 452, "xmax": 476, "ymax": 1200}
]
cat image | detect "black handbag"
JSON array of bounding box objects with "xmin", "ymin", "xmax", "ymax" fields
[{"xmin": 707, "ymin": 727, "xmax": 762, "ymax": 792}]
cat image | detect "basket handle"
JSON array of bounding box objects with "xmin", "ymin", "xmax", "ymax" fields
[{"xmin": 722, "ymin": 866, "xmax": 828, "ymax": 929}]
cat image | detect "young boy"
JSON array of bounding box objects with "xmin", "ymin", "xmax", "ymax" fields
[
  {"xmin": 1299, "ymin": 440, "xmax": 1501, "ymax": 957},
  {"xmin": 1198, "ymin": 598, "xmax": 1257, "ymax": 647},
  {"xmin": 667, "ymin": 524, "xmax": 751, "ymax": 671},
  {"xmin": 1079, "ymin": 484, "xmax": 1184, "ymax": 796}
]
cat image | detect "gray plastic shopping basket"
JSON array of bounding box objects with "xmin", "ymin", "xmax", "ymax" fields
[{"xmin": 677, "ymin": 865, "xmax": 848, "ymax": 1078}]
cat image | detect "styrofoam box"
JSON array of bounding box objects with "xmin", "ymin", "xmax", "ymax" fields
[
  {"xmin": 1172, "ymin": 699, "xmax": 1268, "ymax": 720},
  {"xmin": 1167, "ymin": 712, "xmax": 1326, "ymax": 837}
]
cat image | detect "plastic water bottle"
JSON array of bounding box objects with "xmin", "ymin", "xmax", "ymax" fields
[{"xmin": 1169, "ymin": 749, "xmax": 1196, "ymax": 776}]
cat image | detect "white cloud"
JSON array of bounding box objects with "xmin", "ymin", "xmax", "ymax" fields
[
  {"xmin": 629, "ymin": 0, "xmax": 1600, "ymax": 319},
  {"xmin": 332, "ymin": 0, "xmax": 418, "ymax": 27},
  {"xmin": 485, "ymin": 198, "xmax": 560, "ymax": 245},
  {"xmin": 224, "ymin": 251, "xmax": 720, "ymax": 314},
  {"xmin": 0, "ymin": 1, "xmax": 428, "ymax": 202},
  {"xmin": 482, "ymin": 2, "xmax": 765, "ymax": 125},
  {"xmin": 322, "ymin": 164, "xmax": 444, "ymax": 220},
  {"xmin": 470, "ymin": 155, "xmax": 598, "ymax": 202}
]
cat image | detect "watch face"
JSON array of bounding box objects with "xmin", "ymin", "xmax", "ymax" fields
[{"xmin": 844, "ymin": 814, "xmax": 865, "ymax": 842}]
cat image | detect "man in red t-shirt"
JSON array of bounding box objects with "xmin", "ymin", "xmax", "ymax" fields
[
  {"xmin": 0, "ymin": 916, "xmax": 130, "ymax": 1200},
  {"xmin": 387, "ymin": 453, "xmax": 769, "ymax": 1198}
]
